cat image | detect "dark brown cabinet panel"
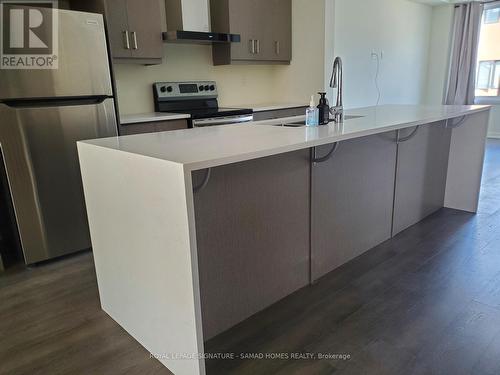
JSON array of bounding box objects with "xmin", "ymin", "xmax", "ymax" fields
[
  {"xmin": 119, "ymin": 119, "xmax": 188, "ymax": 135},
  {"xmin": 252, "ymin": 106, "xmax": 306, "ymax": 121},
  {"xmin": 125, "ymin": 0, "xmax": 163, "ymax": 60},
  {"xmin": 265, "ymin": 0, "xmax": 292, "ymax": 62},
  {"xmin": 211, "ymin": 0, "xmax": 291, "ymax": 65},
  {"xmin": 104, "ymin": 0, "xmax": 131, "ymax": 59},
  {"xmin": 311, "ymin": 133, "xmax": 398, "ymax": 281},
  {"xmin": 193, "ymin": 150, "xmax": 310, "ymax": 340},
  {"xmin": 228, "ymin": 0, "xmax": 261, "ymax": 61},
  {"xmin": 70, "ymin": 0, "xmax": 163, "ymax": 64},
  {"xmin": 392, "ymin": 122, "xmax": 452, "ymax": 236}
]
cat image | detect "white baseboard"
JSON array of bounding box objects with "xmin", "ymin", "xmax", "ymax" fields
[{"xmin": 487, "ymin": 132, "xmax": 500, "ymax": 139}]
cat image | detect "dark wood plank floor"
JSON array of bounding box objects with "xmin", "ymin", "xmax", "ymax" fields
[{"xmin": 2, "ymin": 139, "xmax": 500, "ymax": 375}]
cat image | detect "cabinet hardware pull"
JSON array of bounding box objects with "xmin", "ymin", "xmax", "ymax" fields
[
  {"xmin": 193, "ymin": 168, "xmax": 211, "ymax": 193},
  {"xmin": 312, "ymin": 143, "xmax": 340, "ymax": 164},
  {"xmin": 131, "ymin": 31, "xmax": 138, "ymax": 50},
  {"xmin": 446, "ymin": 115, "xmax": 466, "ymax": 129},
  {"xmin": 123, "ymin": 31, "xmax": 130, "ymax": 49},
  {"xmin": 396, "ymin": 126, "xmax": 420, "ymax": 144},
  {"xmin": 275, "ymin": 40, "xmax": 280, "ymax": 55},
  {"xmin": 256, "ymin": 39, "xmax": 260, "ymax": 54}
]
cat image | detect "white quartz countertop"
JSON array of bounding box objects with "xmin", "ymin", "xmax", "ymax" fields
[
  {"xmin": 83, "ymin": 105, "xmax": 490, "ymax": 172},
  {"xmin": 120, "ymin": 112, "xmax": 190, "ymax": 125}
]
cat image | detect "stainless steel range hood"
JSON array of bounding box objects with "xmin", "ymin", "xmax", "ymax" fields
[{"xmin": 164, "ymin": 0, "xmax": 239, "ymax": 43}]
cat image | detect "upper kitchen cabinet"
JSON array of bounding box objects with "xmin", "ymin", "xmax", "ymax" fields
[
  {"xmin": 211, "ymin": 0, "xmax": 292, "ymax": 65},
  {"xmin": 70, "ymin": 0, "xmax": 163, "ymax": 64}
]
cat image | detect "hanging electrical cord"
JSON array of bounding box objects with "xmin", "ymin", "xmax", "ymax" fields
[{"xmin": 372, "ymin": 52, "xmax": 381, "ymax": 106}]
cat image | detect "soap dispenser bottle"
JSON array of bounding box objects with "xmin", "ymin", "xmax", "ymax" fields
[
  {"xmin": 305, "ymin": 95, "xmax": 319, "ymax": 127},
  {"xmin": 317, "ymin": 92, "xmax": 330, "ymax": 125}
]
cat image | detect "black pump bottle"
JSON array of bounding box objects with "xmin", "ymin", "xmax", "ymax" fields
[{"xmin": 317, "ymin": 92, "xmax": 330, "ymax": 125}]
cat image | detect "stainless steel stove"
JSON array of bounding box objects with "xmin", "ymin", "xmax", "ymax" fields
[{"xmin": 153, "ymin": 81, "xmax": 253, "ymax": 128}]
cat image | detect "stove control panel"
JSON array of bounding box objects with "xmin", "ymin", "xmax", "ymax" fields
[{"xmin": 153, "ymin": 81, "xmax": 218, "ymax": 101}]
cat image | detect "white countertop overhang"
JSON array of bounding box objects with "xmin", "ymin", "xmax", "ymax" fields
[{"xmin": 84, "ymin": 105, "xmax": 491, "ymax": 172}]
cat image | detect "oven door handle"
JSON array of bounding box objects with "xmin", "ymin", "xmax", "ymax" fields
[{"xmin": 192, "ymin": 115, "xmax": 254, "ymax": 127}]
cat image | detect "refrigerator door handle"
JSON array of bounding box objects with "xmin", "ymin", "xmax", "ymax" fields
[{"xmin": 1, "ymin": 96, "xmax": 110, "ymax": 108}]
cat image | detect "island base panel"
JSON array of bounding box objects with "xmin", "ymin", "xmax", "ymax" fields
[
  {"xmin": 393, "ymin": 121, "xmax": 452, "ymax": 236},
  {"xmin": 193, "ymin": 150, "xmax": 311, "ymax": 340},
  {"xmin": 445, "ymin": 110, "xmax": 490, "ymax": 213},
  {"xmin": 311, "ymin": 132, "xmax": 397, "ymax": 281}
]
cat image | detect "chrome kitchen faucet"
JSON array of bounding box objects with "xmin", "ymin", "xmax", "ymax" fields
[{"xmin": 329, "ymin": 56, "xmax": 343, "ymax": 122}]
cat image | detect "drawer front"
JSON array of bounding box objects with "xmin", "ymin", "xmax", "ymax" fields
[
  {"xmin": 119, "ymin": 119, "xmax": 188, "ymax": 135},
  {"xmin": 253, "ymin": 107, "xmax": 306, "ymax": 121}
]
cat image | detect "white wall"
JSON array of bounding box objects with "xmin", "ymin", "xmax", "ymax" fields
[
  {"xmin": 424, "ymin": 5, "xmax": 454, "ymax": 105},
  {"xmin": 333, "ymin": 0, "xmax": 432, "ymax": 109},
  {"xmin": 272, "ymin": 0, "xmax": 329, "ymax": 104}
]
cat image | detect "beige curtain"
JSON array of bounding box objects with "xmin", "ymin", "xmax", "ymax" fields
[{"xmin": 446, "ymin": 2, "xmax": 483, "ymax": 105}]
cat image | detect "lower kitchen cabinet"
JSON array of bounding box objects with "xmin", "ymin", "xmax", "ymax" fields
[
  {"xmin": 392, "ymin": 121, "xmax": 452, "ymax": 236},
  {"xmin": 193, "ymin": 150, "xmax": 310, "ymax": 340},
  {"xmin": 119, "ymin": 119, "xmax": 188, "ymax": 135},
  {"xmin": 253, "ymin": 106, "xmax": 307, "ymax": 121},
  {"xmin": 311, "ymin": 132, "xmax": 398, "ymax": 281}
]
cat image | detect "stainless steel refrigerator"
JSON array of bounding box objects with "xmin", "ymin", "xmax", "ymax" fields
[{"xmin": 0, "ymin": 9, "xmax": 118, "ymax": 264}]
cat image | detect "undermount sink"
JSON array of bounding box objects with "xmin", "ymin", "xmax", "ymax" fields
[{"xmin": 274, "ymin": 115, "xmax": 364, "ymax": 127}]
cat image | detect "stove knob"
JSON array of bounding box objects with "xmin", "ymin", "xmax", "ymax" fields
[
  {"xmin": 210, "ymin": 85, "xmax": 215, "ymax": 91},
  {"xmin": 166, "ymin": 86, "xmax": 173, "ymax": 92},
  {"xmin": 160, "ymin": 86, "xmax": 167, "ymax": 93},
  {"xmin": 199, "ymin": 85, "xmax": 204, "ymax": 91},
  {"xmin": 204, "ymin": 85, "xmax": 210, "ymax": 91}
]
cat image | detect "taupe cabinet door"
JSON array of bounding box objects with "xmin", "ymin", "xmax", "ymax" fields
[
  {"xmin": 266, "ymin": 0, "xmax": 292, "ymax": 61},
  {"xmin": 392, "ymin": 122, "xmax": 452, "ymax": 236},
  {"xmin": 311, "ymin": 133, "xmax": 398, "ymax": 281},
  {"xmin": 125, "ymin": 0, "xmax": 163, "ymax": 60},
  {"xmin": 104, "ymin": 0, "xmax": 163, "ymax": 61},
  {"xmin": 193, "ymin": 150, "xmax": 310, "ymax": 340},
  {"xmin": 211, "ymin": 0, "xmax": 292, "ymax": 64},
  {"xmin": 105, "ymin": 0, "xmax": 131, "ymax": 59},
  {"xmin": 227, "ymin": 0, "xmax": 261, "ymax": 61}
]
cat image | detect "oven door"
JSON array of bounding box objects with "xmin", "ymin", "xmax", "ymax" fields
[{"xmin": 192, "ymin": 114, "xmax": 254, "ymax": 128}]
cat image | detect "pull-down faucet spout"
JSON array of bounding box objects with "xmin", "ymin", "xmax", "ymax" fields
[{"xmin": 329, "ymin": 57, "xmax": 343, "ymax": 122}]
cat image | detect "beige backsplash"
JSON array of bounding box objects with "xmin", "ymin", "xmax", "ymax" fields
[{"xmin": 114, "ymin": 44, "xmax": 285, "ymax": 114}]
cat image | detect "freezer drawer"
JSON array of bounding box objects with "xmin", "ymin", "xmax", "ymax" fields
[
  {"xmin": 0, "ymin": 98, "xmax": 118, "ymax": 264},
  {"xmin": 0, "ymin": 9, "xmax": 112, "ymax": 100}
]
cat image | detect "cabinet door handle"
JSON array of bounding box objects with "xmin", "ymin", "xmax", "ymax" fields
[
  {"xmin": 131, "ymin": 31, "xmax": 138, "ymax": 50},
  {"xmin": 446, "ymin": 115, "xmax": 466, "ymax": 129},
  {"xmin": 122, "ymin": 31, "xmax": 130, "ymax": 49},
  {"xmin": 256, "ymin": 39, "xmax": 260, "ymax": 54},
  {"xmin": 312, "ymin": 143, "xmax": 340, "ymax": 164},
  {"xmin": 275, "ymin": 40, "xmax": 280, "ymax": 55},
  {"xmin": 193, "ymin": 168, "xmax": 211, "ymax": 193},
  {"xmin": 396, "ymin": 126, "xmax": 420, "ymax": 144}
]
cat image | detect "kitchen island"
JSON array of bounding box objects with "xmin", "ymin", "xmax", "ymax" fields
[{"xmin": 77, "ymin": 105, "xmax": 490, "ymax": 375}]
